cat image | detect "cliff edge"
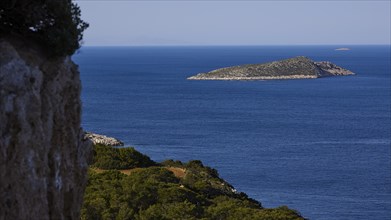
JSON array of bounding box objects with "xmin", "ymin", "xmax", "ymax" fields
[
  {"xmin": 188, "ymin": 56, "xmax": 354, "ymax": 80},
  {"xmin": 0, "ymin": 39, "xmax": 91, "ymax": 220}
]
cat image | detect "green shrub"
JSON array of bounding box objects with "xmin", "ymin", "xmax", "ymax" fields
[
  {"xmin": 125, "ymin": 167, "xmax": 178, "ymax": 185},
  {"xmin": 137, "ymin": 202, "xmax": 199, "ymax": 220},
  {"xmin": 0, "ymin": 0, "xmax": 88, "ymax": 57},
  {"xmin": 180, "ymin": 160, "xmax": 238, "ymax": 198},
  {"xmin": 92, "ymin": 144, "xmax": 156, "ymax": 170},
  {"xmin": 82, "ymin": 170, "xmax": 129, "ymax": 220},
  {"xmin": 161, "ymin": 159, "xmax": 184, "ymax": 167},
  {"xmin": 206, "ymin": 197, "xmax": 303, "ymax": 220}
]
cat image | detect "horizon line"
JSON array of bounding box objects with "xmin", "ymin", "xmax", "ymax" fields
[{"xmin": 80, "ymin": 44, "xmax": 391, "ymax": 47}]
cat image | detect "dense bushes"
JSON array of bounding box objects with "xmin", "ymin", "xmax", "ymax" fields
[
  {"xmin": 92, "ymin": 144, "xmax": 156, "ymax": 170},
  {"xmin": 82, "ymin": 167, "xmax": 303, "ymax": 220},
  {"xmin": 82, "ymin": 144, "xmax": 304, "ymax": 219},
  {"xmin": 0, "ymin": 0, "xmax": 88, "ymax": 57}
]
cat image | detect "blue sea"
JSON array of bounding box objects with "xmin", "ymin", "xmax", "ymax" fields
[{"xmin": 73, "ymin": 46, "xmax": 391, "ymax": 220}]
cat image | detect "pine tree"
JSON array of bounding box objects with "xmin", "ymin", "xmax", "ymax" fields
[{"xmin": 0, "ymin": 0, "xmax": 88, "ymax": 57}]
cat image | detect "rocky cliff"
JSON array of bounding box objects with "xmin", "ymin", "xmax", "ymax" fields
[
  {"xmin": 188, "ymin": 56, "xmax": 354, "ymax": 80},
  {"xmin": 0, "ymin": 39, "xmax": 91, "ymax": 220}
]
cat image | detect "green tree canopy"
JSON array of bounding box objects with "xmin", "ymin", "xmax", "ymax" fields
[
  {"xmin": 0, "ymin": 0, "xmax": 88, "ymax": 57},
  {"xmin": 92, "ymin": 144, "xmax": 156, "ymax": 170}
]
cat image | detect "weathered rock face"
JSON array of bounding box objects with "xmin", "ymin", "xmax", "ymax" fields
[
  {"xmin": 0, "ymin": 39, "xmax": 92, "ymax": 220},
  {"xmin": 188, "ymin": 56, "xmax": 354, "ymax": 80}
]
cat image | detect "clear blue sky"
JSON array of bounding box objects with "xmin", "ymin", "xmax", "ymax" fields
[{"xmin": 76, "ymin": 0, "xmax": 391, "ymax": 46}]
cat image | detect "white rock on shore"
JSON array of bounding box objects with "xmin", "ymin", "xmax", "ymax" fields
[{"xmin": 84, "ymin": 132, "xmax": 124, "ymax": 146}]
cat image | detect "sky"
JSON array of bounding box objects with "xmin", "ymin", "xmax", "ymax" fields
[{"xmin": 75, "ymin": 0, "xmax": 391, "ymax": 46}]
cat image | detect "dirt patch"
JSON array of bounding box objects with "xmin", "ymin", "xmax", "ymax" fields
[{"xmin": 166, "ymin": 167, "xmax": 186, "ymax": 178}]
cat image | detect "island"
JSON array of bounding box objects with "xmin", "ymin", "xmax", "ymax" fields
[
  {"xmin": 335, "ymin": 47, "xmax": 351, "ymax": 51},
  {"xmin": 187, "ymin": 56, "xmax": 354, "ymax": 80}
]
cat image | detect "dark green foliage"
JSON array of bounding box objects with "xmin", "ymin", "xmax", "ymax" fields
[
  {"xmin": 92, "ymin": 144, "xmax": 156, "ymax": 170},
  {"xmin": 82, "ymin": 168, "xmax": 202, "ymax": 220},
  {"xmin": 161, "ymin": 159, "xmax": 183, "ymax": 167},
  {"xmin": 82, "ymin": 168, "xmax": 304, "ymax": 220},
  {"xmin": 82, "ymin": 170, "xmax": 132, "ymax": 220},
  {"xmin": 137, "ymin": 202, "xmax": 199, "ymax": 220},
  {"xmin": 82, "ymin": 144, "xmax": 304, "ymax": 220},
  {"xmin": 205, "ymin": 197, "xmax": 303, "ymax": 220},
  {"xmin": 125, "ymin": 167, "xmax": 178, "ymax": 185},
  {"xmin": 163, "ymin": 159, "xmax": 229, "ymax": 198},
  {"xmin": 181, "ymin": 160, "xmax": 242, "ymax": 199},
  {"xmin": 0, "ymin": 0, "xmax": 88, "ymax": 57}
]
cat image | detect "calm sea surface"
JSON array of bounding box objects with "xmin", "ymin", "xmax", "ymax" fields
[{"xmin": 73, "ymin": 46, "xmax": 391, "ymax": 220}]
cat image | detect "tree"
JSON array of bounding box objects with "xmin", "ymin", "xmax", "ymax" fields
[
  {"xmin": 91, "ymin": 144, "xmax": 156, "ymax": 170},
  {"xmin": 0, "ymin": 0, "xmax": 88, "ymax": 57}
]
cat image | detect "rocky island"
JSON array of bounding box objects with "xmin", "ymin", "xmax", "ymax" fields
[{"xmin": 188, "ymin": 56, "xmax": 354, "ymax": 80}]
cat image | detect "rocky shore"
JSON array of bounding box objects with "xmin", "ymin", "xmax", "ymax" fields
[
  {"xmin": 84, "ymin": 132, "xmax": 124, "ymax": 146},
  {"xmin": 188, "ymin": 75, "xmax": 318, "ymax": 80},
  {"xmin": 188, "ymin": 56, "xmax": 354, "ymax": 80}
]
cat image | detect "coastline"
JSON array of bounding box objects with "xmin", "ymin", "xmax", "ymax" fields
[
  {"xmin": 187, "ymin": 74, "xmax": 318, "ymax": 80},
  {"xmin": 78, "ymin": 46, "xmax": 390, "ymax": 220}
]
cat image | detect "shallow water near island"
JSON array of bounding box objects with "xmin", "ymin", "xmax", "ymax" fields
[{"xmin": 73, "ymin": 46, "xmax": 391, "ymax": 220}]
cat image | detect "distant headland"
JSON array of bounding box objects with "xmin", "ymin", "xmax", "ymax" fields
[
  {"xmin": 335, "ymin": 48, "xmax": 351, "ymax": 51},
  {"xmin": 187, "ymin": 56, "xmax": 354, "ymax": 80}
]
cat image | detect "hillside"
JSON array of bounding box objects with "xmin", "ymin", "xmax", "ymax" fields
[{"xmin": 81, "ymin": 143, "xmax": 305, "ymax": 220}]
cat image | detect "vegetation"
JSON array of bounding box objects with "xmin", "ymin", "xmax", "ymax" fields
[
  {"xmin": 82, "ymin": 144, "xmax": 304, "ymax": 220},
  {"xmin": 0, "ymin": 0, "xmax": 88, "ymax": 57},
  {"xmin": 92, "ymin": 144, "xmax": 156, "ymax": 170}
]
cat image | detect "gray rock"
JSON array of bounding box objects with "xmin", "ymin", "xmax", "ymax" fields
[
  {"xmin": 0, "ymin": 39, "xmax": 92, "ymax": 220},
  {"xmin": 188, "ymin": 56, "xmax": 354, "ymax": 80},
  {"xmin": 84, "ymin": 132, "xmax": 124, "ymax": 146},
  {"xmin": 315, "ymin": 61, "xmax": 354, "ymax": 76}
]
